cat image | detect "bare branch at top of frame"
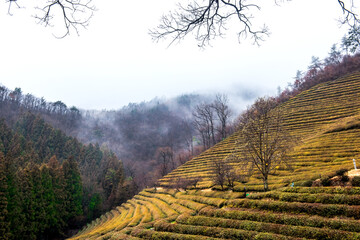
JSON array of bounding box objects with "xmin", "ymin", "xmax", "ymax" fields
[
  {"xmin": 149, "ymin": 0, "xmax": 270, "ymax": 48},
  {"xmin": 34, "ymin": 0, "xmax": 96, "ymax": 38},
  {"xmin": 6, "ymin": 0, "xmax": 22, "ymax": 16},
  {"xmin": 6, "ymin": 0, "xmax": 96, "ymax": 38},
  {"xmin": 338, "ymin": 0, "xmax": 360, "ymax": 27}
]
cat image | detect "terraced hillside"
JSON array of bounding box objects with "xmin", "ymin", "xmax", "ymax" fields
[
  {"xmin": 70, "ymin": 72, "xmax": 360, "ymax": 240},
  {"xmin": 70, "ymin": 187, "xmax": 360, "ymax": 240},
  {"xmin": 161, "ymin": 72, "xmax": 360, "ymax": 190}
]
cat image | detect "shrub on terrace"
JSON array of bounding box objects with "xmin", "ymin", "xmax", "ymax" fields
[
  {"xmin": 336, "ymin": 168, "xmax": 348, "ymax": 176},
  {"xmin": 352, "ymin": 176, "xmax": 360, "ymax": 187},
  {"xmin": 321, "ymin": 177, "xmax": 332, "ymax": 186},
  {"xmin": 301, "ymin": 180, "xmax": 314, "ymax": 187},
  {"xmin": 341, "ymin": 175, "xmax": 350, "ymax": 182}
]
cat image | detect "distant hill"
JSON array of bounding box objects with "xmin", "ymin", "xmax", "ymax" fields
[{"xmin": 69, "ymin": 72, "xmax": 360, "ymax": 240}]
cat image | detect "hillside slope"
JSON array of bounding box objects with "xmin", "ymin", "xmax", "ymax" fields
[
  {"xmin": 161, "ymin": 72, "xmax": 360, "ymax": 190},
  {"xmin": 69, "ymin": 72, "xmax": 360, "ymax": 240}
]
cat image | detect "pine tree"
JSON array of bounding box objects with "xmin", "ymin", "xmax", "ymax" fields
[
  {"xmin": 47, "ymin": 156, "xmax": 67, "ymax": 236},
  {"xmin": 0, "ymin": 152, "xmax": 10, "ymax": 240},
  {"xmin": 62, "ymin": 157, "xmax": 83, "ymax": 221},
  {"xmin": 40, "ymin": 164, "xmax": 61, "ymax": 238}
]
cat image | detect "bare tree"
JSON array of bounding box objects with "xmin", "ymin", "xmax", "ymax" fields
[
  {"xmin": 212, "ymin": 156, "xmax": 248, "ymax": 190},
  {"xmin": 189, "ymin": 176, "xmax": 202, "ymax": 189},
  {"xmin": 212, "ymin": 158, "xmax": 229, "ymax": 190},
  {"xmin": 156, "ymin": 146, "xmax": 175, "ymax": 176},
  {"xmin": 237, "ymin": 97, "xmax": 294, "ymax": 191},
  {"xmin": 151, "ymin": 0, "xmax": 360, "ymax": 47},
  {"xmin": 212, "ymin": 94, "xmax": 232, "ymax": 141},
  {"xmin": 193, "ymin": 103, "xmax": 216, "ymax": 149},
  {"xmin": 224, "ymin": 153, "xmax": 253, "ymax": 189}
]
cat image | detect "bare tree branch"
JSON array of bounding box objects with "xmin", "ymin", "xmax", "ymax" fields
[
  {"xmin": 6, "ymin": 0, "xmax": 95, "ymax": 38},
  {"xmin": 151, "ymin": 0, "xmax": 360, "ymax": 47},
  {"xmin": 34, "ymin": 0, "xmax": 95, "ymax": 38},
  {"xmin": 338, "ymin": 0, "xmax": 360, "ymax": 27},
  {"xmin": 150, "ymin": 0, "xmax": 269, "ymax": 47},
  {"xmin": 6, "ymin": 0, "xmax": 21, "ymax": 16}
]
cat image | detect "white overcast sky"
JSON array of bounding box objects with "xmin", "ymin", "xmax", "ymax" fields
[{"xmin": 0, "ymin": 0, "xmax": 351, "ymax": 111}]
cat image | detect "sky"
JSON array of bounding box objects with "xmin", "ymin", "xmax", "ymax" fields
[{"xmin": 0, "ymin": 0, "xmax": 352, "ymax": 111}]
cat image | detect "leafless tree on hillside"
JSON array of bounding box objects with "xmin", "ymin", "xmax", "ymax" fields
[
  {"xmin": 193, "ymin": 103, "xmax": 216, "ymax": 149},
  {"xmin": 212, "ymin": 155, "xmax": 251, "ymax": 190},
  {"xmin": 236, "ymin": 97, "xmax": 294, "ymax": 191},
  {"xmin": 212, "ymin": 158, "xmax": 231, "ymax": 190},
  {"xmin": 156, "ymin": 146, "xmax": 175, "ymax": 176},
  {"xmin": 193, "ymin": 95, "xmax": 233, "ymax": 149},
  {"xmin": 212, "ymin": 94, "xmax": 232, "ymax": 141},
  {"xmin": 224, "ymin": 153, "xmax": 253, "ymax": 187}
]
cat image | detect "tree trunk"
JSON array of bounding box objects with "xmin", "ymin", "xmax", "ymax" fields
[{"xmin": 263, "ymin": 176, "xmax": 269, "ymax": 192}]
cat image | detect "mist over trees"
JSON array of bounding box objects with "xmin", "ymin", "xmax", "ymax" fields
[
  {"xmin": 76, "ymin": 94, "xmax": 235, "ymax": 189},
  {"xmin": 0, "ymin": 87, "xmax": 236, "ymax": 198},
  {"xmin": 193, "ymin": 94, "xmax": 233, "ymax": 149},
  {"xmin": 1, "ymin": 44, "xmax": 359, "ymax": 238}
]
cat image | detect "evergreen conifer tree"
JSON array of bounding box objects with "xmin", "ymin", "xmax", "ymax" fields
[
  {"xmin": 0, "ymin": 152, "xmax": 10, "ymax": 240},
  {"xmin": 62, "ymin": 157, "xmax": 83, "ymax": 221}
]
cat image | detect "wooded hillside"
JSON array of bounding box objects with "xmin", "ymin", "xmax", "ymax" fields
[{"xmin": 0, "ymin": 113, "xmax": 130, "ymax": 239}]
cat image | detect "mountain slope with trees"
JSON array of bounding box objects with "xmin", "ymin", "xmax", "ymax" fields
[
  {"xmin": 0, "ymin": 85, "xmax": 236, "ymax": 191},
  {"xmin": 70, "ymin": 61, "xmax": 360, "ymax": 240},
  {"xmin": 0, "ymin": 113, "xmax": 129, "ymax": 239}
]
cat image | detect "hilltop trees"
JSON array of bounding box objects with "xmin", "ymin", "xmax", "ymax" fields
[
  {"xmin": 0, "ymin": 86, "xmax": 82, "ymax": 134},
  {"xmin": 342, "ymin": 25, "xmax": 360, "ymax": 53},
  {"xmin": 276, "ymin": 45, "xmax": 360, "ymax": 104},
  {"xmin": 237, "ymin": 97, "xmax": 294, "ymax": 191}
]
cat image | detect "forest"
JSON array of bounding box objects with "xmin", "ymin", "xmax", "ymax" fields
[{"xmin": 0, "ymin": 111, "xmax": 133, "ymax": 239}]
